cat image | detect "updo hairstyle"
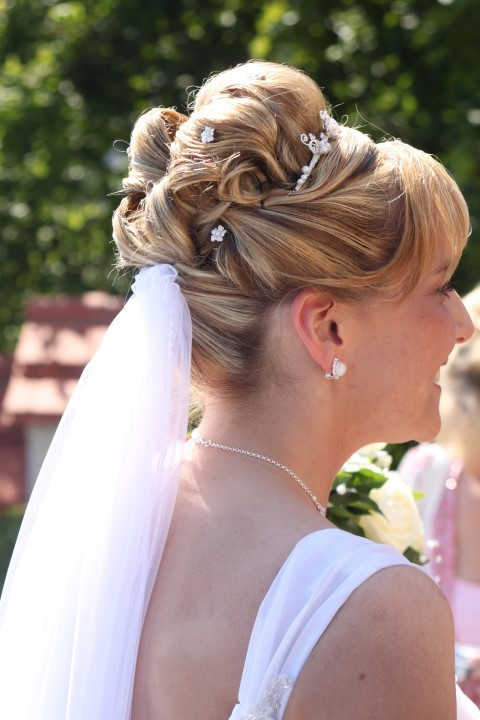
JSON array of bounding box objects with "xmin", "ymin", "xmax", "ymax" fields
[{"xmin": 113, "ymin": 61, "xmax": 469, "ymax": 400}]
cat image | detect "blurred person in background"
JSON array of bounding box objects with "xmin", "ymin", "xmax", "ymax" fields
[{"xmin": 400, "ymin": 284, "xmax": 480, "ymax": 707}]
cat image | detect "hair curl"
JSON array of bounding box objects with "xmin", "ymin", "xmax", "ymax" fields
[{"xmin": 112, "ymin": 61, "xmax": 469, "ymax": 401}]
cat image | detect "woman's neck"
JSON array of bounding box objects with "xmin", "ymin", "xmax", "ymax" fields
[{"xmin": 194, "ymin": 391, "xmax": 358, "ymax": 515}]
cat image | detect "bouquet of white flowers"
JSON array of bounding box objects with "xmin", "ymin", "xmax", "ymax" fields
[{"xmin": 327, "ymin": 444, "xmax": 425, "ymax": 565}]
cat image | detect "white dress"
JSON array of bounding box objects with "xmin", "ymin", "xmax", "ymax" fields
[{"xmin": 226, "ymin": 528, "xmax": 480, "ymax": 720}]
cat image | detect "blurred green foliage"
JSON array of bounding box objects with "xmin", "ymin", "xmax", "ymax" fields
[
  {"xmin": 1, "ymin": 0, "xmax": 479, "ymax": 350},
  {"xmin": 0, "ymin": 505, "xmax": 24, "ymax": 592}
]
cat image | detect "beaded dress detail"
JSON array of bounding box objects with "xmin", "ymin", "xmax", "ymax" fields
[{"xmin": 239, "ymin": 675, "xmax": 293, "ymax": 720}]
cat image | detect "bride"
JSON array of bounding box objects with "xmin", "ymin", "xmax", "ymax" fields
[{"xmin": 0, "ymin": 61, "xmax": 479, "ymax": 719}]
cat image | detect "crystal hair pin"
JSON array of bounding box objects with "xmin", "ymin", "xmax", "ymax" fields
[
  {"xmin": 294, "ymin": 110, "xmax": 340, "ymax": 191},
  {"xmin": 211, "ymin": 224, "xmax": 227, "ymax": 242},
  {"xmin": 201, "ymin": 126, "xmax": 215, "ymax": 143}
]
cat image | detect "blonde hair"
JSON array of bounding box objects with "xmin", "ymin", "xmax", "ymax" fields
[{"xmin": 113, "ymin": 61, "xmax": 469, "ymax": 400}]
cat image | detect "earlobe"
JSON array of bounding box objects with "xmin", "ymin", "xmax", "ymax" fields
[{"xmin": 290, "ymin": 289, "xmax": 345, "ymax": 372}]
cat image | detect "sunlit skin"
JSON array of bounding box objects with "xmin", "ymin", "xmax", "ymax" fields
[
  {"xmin": 327, "ymin": 263, "xmax": 474, "ymax": 446},
  {"xmin": 132, "ymin": 242, "xmax": 473, "ymax": 720},
  {"xmin": 194, "ymin": 241, "xmax": 474, "ymax": 515}
]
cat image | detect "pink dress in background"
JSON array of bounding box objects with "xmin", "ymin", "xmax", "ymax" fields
[
  {"xmin": 452, "ymin": 578, "xmax": 480, "ymax": 646},
  {"xmin": 399, "ymin": 444, "xmax": 480, "ymax": 707}
]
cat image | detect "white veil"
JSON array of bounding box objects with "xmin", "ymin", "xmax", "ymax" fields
[{"xmin": 0, "ymin": 264, "xmax": 191, "ymax": 719}]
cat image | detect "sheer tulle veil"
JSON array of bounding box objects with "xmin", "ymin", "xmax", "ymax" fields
[{"xmin": 0, "ymin": 264, "xmax": 191, "ymax": 719}]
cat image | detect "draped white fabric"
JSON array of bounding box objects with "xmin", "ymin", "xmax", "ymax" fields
[
  {"xmin": 227, "ymin": 529, "xmax": 480, "ymax": 720},
  {"xmin": 0, "ymin": 265, "xmax": 191, "ymax": 720}
]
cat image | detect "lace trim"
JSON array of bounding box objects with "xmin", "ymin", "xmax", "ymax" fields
[{"xmin": 239, "ymin": 674, "xmax": 293, "ymax": 720}]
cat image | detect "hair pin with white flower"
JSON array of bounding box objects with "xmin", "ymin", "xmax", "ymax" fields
[
  {"xmin": 201, "ymin": 126, "xmax": 215, "ymax": 143},
  {"xmin": 211, "ymin": 224, "xmax": 227, "ymax": 242},
  {"xmin": 294, "ymin": 110, "xmax": 340, "ymax": 192}
]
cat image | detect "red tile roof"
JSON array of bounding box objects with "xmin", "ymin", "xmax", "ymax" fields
[{"xmin": 2, "ymin": 292, "xmax": 124, "ymax": 425}]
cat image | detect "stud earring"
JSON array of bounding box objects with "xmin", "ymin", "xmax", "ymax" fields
[{"xmin": 325, "ymin": 357, "xmax": 346, "ymax": 380}]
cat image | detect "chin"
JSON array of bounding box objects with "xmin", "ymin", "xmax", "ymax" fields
[
  {"xmin": 383, "ymin": 416, "xmax": 441, "ymax": 445},
  {"xmin": 410, "ymin": 417, "xmax": 442, "ymax": 444}
]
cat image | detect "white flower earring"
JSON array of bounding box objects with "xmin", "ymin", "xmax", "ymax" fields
[{"xmin": 325, "ymin": 357, "xmax": 346, "ymax": 380}]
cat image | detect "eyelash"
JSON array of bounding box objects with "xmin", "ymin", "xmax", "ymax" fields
[{"xmin": 437, "ymin": 281, "xmax": 455, "ymax": 297}]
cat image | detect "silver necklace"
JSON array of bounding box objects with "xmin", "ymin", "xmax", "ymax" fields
[{"xmin": 193, "ymin": 437, "xmax": 327, "ymax": 516}]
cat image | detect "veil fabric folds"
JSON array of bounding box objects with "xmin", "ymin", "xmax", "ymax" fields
[{"xmin": 0, "ymin": 264, "xmax": 192, "ymax": 719}]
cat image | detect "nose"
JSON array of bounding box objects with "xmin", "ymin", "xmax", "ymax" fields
[{"xmin": 451, "ymin": 292, "xmax": 474, "ymax": 344}]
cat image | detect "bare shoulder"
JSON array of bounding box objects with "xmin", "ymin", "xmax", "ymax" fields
[{"xmin": 285, "ymin": 565, "xmax": 456, "ymax": 720}]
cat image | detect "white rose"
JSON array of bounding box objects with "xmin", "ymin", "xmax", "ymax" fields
[
  {"xmin": 345, "ymin": 443, "xmax": 392, "ymax": 474},
  {"xmin": 343, "ymin": 452, "xmax": 379, "ymax": 473},
  {"xmin": 357, "ymin": 442, "xmax": 388, "ymax": 459},
  {"xmin": 373, "ymin": 450, "xmax": 392, "ymax": 470},
  {"xmin": 358, "ymin": 471, "xmax": 424, "ymax": 554}
]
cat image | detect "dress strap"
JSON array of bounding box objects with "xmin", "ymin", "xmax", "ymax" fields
[{"xmin": 228, "ymin": 529, "xmax": 413, "ymax": 720}]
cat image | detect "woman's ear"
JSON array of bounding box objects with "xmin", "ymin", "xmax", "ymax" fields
[{"xmin": 290, "ymin": 288, "xmax": 345, "ymax": 372}]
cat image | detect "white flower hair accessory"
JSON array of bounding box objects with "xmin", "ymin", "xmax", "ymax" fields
[
  {"xmin": 201, "ymin": 126, "xmax": 215, "ymax": 143},
  {"xmin": 294, "ymin": 110, "xmax": 340, "ymax": 191},
  {"xmin": 211, "ymin": 224, "xmax": 227, "ymax": 242}
]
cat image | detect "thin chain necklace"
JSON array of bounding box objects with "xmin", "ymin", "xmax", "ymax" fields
[{"xmin": 193, "ymin": 437, "xmax": 327, "ymax": 516}]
